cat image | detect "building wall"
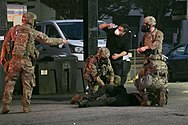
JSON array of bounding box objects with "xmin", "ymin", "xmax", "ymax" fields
[
  {"xmin": 26, "ymin": 0, "xmax": 56, "ymax": 22},
  {"xmin": 6, "ymin": 0, "xmax": 56, "ymax": 27},
  {"xmin": 7, "ymin": 4, "xmax": 27, "ymax": 26}
]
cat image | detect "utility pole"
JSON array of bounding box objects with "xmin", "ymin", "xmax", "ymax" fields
[
  {"xmin": 0, "ymin": 0, "xmax": 7, "ymax": 98},
  {"xmin": 0, "ymin": 0, "xmax": 7, "ymax": 32},
  {"xmin": 83, "ymin": 0, "xmax": 98, "ymax": 60}
]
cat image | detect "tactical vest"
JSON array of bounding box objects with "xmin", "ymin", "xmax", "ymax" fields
[
  {"xmin": 10, "ymin": 25, "xmax": 39, "ymax": 59},
  {"xmin": 12, "ymin": 25, "xmax": 29, "ymax": 58},
  {"xmin": 142, "ymin": 29, "xmax": 164, "ymax": 55},
  {"xmin": 152, "ymin": 60, "xmax": 168, "ymax": 81}
]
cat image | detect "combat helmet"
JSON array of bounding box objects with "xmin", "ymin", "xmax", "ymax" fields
[
  {"xmin": 143, "ymin": 16, "xmax": 156, "ymax": 26},
  {"xmin": 97, "ymin": 47, "xmax": 110, "ymax": 59},
  {"xmin": 22, "ymin": 12, "xmax": 37, "ymax": 26}
]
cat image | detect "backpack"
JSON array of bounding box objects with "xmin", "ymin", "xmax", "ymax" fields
[
  {"xmin": 153, "ymin": 60, "xmax": 168, "ymax": 78},
  {"xmin": 11, "ymin": 25, "xmax": 30, "ymax": 58}
]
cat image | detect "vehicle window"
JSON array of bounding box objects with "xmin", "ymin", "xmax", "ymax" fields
[
  {"xmin": 57, "ymin": 22, "xmax": 106, "ymax": 40},
  {"xmin": 46, "ymin": 25, "xmax": 61, "ymax": 38},
  {"xmin": 185, "ymin": 45, "xmax": 188, "ymax": 54},
  {"xmin": 36, "ymin": 25, "xmax": 41, "ymax": 31},
  {"xmin": 98, "ymin": 22, "xmax": 107, "ymax": 39},
  {"xmin": 173, "ymin": 46, "xmax": 185, "ymax": 55},
  {"xmin": 98, "ymin": 29, "xmax": 106, "ymax": 39},
  {"xmin": 58, "ymin": 22, "xmax": 83, "ymax": 40}
]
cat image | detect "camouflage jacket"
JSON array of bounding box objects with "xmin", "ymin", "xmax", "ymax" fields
[
  {"xmin": 1, "ymin": 24, "xmax": 65, "ymax": 60},
  {"xmin": 83, "ymin": 55, "xmax": 115, "ymax": 86},
  {"xmin": 142, "ymin": 28, "xmax": 164, "ymax": 55}
]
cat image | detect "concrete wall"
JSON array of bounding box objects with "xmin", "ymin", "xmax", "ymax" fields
[
  {"xmin": 180, "ymin": 20, "xmax": 188, "ymax": 43},
  {"xmin": 27, "ymin": 0, "xmax": 56, "ymax": 21}
]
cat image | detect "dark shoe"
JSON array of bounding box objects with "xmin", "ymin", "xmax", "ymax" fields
[
  {"xmin": 23, "ymin": 106, "xmax": 32, "ymax": 113},
  {"xmin": 131, "ymin": 93, "xmax": 143, "ymax": 103},
  {"xmin": 141, "ymin": 100, "xmax": 150, "ymax": 106},
  {"xmin": 70, "ymin": 94, "xmax": 83, "ymax": 104},
  {"xmin": 159, "ymin": 92, "xmax": 166, "ymax": 107},
  {"xmin": 141, "ymin": 95, "xmax": 150, "ymax": 106},
  {"xmin": 2, "ymin": 105, "xmax": 10, "ymax": 114},
  {"xmin": 78, "ymin": 100, "xmax": 89, "ymax": 108},
  {"xmin": 165, "ymin": 89, "xmax": 169, "ymax": 105}
]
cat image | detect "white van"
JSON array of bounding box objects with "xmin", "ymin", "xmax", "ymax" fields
[{"xmin": 36, "ymin": 20, "xmax": 107, "ymax": 60}]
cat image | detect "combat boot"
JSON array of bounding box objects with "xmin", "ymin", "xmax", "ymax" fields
[
  {"xmin": 159, "ymin": 91, "xmax": 166, "ymax": 107},
  {"xmin": 165, "ymin": 89, "xmax": 169, "ymax": 105},
  {"xmin": 23, "ymin": 106, "xmax": 32, "ymax": 113},
  {"xmin": 2, "ymin": 105, "xmax": 10, "ymax": 114},
  {"xmin": 141, "ymin": 95, "xmax": 150, "ymax": 106},
  {"xmin": 70, "ymin": 94, "xmax": 83, "ymax": 104}
]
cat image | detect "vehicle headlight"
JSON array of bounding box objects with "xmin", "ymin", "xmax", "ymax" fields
[
  {"xmin": 69, "ymin": 45, "xmax": 83, "ymax": 53},
  {"xmin": 74, "ymin": 46, "xmax": 83, "ymax": 53}
]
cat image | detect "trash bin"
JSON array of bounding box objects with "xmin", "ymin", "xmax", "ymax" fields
[
  {"xmin": 34, "ymin": 55, "xmax": 78, "ymax": 95},
  {"xmin": 34, "ymin": 61, "xmax": 57, "ymax": 95},
  {"xmin": 0, "ymin": 66, "xmax": 5, "ymax": 98},
  {"xmin": 54, "ymin": 56, "xmax": 78, "ymax": 94}
]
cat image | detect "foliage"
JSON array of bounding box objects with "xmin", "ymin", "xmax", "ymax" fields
[
  {"xmin": 98, "ymin": 0, "xmax": 132, "ymax": 19},
  {"xmin": 130, "ymin": 0, "xmax": 176, "ymax": 28},
  {"xmin": 41, "ymin": 0, "xmax": 176, "ymax": 28},
  {"xmin": 40, "ymin": 0, "xmax": 132, "ymax": 19}
]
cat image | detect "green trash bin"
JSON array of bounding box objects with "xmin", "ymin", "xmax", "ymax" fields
[
  {"xmin": 0, "ymin": 66, "xmax": 5, "ymax": 98},
  {"xmin": 54, "ymin": 56, "xmax": 78, "ymax": 94},
  {"xmin": 34, "ymin": 61, "xmax": 57, "ymax": 95},
  {"xmin": 34, "ymin": 55, "xmax": 78, "ymax": 95}
]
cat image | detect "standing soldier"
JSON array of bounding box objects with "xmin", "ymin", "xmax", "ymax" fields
[
  {"xmin": 83, "ymin": 47, "xmax": 121, "ymax": 95},
  {"xmin": 135, "ymin": 16, "xmax": 168, "ymax": 107},
  {"xmin": 0, "ymin": 12, "xmax": 68, "ymax": 114}
]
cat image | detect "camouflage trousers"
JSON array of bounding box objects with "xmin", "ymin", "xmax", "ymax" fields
[
  {"xmin": 2, "ymin": 56, "xmax": 36, "ymax": 108},
  {"xmin": 134, "ymin": 59, "xmax": 168, "ymax": 96}
]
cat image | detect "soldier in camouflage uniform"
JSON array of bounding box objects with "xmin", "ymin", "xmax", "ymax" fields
[
  {"xmin": 83, "ymin": 47, "xmax": 121, "ymax": 95},
  {"xmin": 135, "ymin": 16, "xmax": 168, "ymax": 107},
  {"xmin": 0, "ymin": 12, "xmax": 68, "ymax": 114}
]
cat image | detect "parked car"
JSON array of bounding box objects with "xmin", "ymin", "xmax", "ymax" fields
[
  {"xmin": 166, "ymin": 43, "xmax": 188, "ymax": 82},
  {"xmin": 36, "ymin": 20, "xmax": 107, "ymax": 61}
]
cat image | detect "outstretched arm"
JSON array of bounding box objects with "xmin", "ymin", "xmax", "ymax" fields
[
  {"xmin": 33, "ymin": 29, "xmax": 68, "ymax": 46},
  {"xmin": 99, "ymin": 23, "xmax": 116, "ymax": 30}
]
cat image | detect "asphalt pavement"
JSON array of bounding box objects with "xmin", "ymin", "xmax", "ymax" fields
[{"xmin": 0, "ymin": 82, "xmax": 188, "ymax": 125}]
